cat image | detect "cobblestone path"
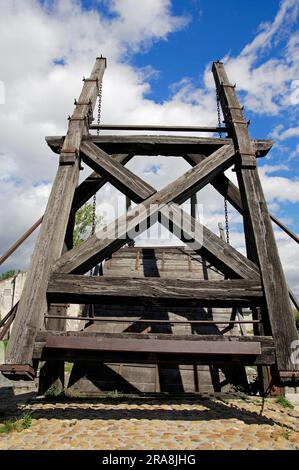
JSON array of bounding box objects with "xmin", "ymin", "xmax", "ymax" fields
[{"xmin": 0, "ymin": 396, "xmax": 298, "ymax": 450}]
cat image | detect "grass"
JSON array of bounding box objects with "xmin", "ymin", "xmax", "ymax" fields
[
  {"xmin": 281, "ymin": 426, "xmax": 290, "ymax": 440},
  {"xmin": 21, "ymin": 413, "xmax": 32, "ymax": 429},
  {"xmin": 106, "ymin": 390, "xmax": 124, "ymax": 399},
  {"xmin": 45, "ymin": 384, "xmax": 63, "ymax": 398},
  {"xmin": 0, "ymin": 413, "xmax": 32, "ymax": 434},
  {"xmin": 275, "ymin": 395, "xmax": 294, "ymax": 409}
]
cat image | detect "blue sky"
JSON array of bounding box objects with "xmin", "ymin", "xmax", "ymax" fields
[{"xmin": 0, "ymin": 0, "xmax": 298, "ymax": 293}]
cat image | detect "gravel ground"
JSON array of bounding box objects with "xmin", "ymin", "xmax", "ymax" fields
[{"xmin": 0, "ymin": 395, "xmax": 298, "ymax": 450}]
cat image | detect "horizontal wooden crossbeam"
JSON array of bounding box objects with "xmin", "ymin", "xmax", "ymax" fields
[
  {"xmin": 47, "ymin": 274, "xmax": 263, "ymax": 307},
  {"xmin": 46, "ymin": 134, "xmax": 272, "ymax": 157},
  {"xmin": 33, "ymin": 332, "xmax": 275, "ymax": 365}
]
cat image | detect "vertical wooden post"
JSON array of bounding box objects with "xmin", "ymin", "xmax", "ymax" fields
[
  {"xmin": 190, "ymin": 193, "xmax": 197, "ymax": 220},
  {"xmin": 5, "ymin": 58, "xmax": 106, "ymax": 376},
  {"xmin": 126, "ymin": 196, "xmax": 132, "ymax": 212},
  {"xmin": 212, "ymin": 61, "xmax": 298, "ymax": 375}
]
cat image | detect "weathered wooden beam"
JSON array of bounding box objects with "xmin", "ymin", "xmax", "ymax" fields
[
  {"xmin": 46, "ymin": 134, "xmax": 272, "ymax": 157},
  {"xmin": 4, "ymin": 58, "xmax": 106, "ymax": 371},
  {"xmin": 185, "ymin": 153, "xmax": 299, "ymax": 246},
  {"xmin": 160, "ymin": 203, "xmax": 260, "ymax": 280},
  {"xmin": 73, "ymin": 153, "xmax": 134, "ymax": 211},
  {"xmin": 47, "ymin": 274, "xmax": 263, "ymax": 307},
  {"xmin": 44, "ymin": 336, "xmax": 262, "ymax": 355},
  {"xmin": 53, "ymin": 145, "xmax": 236, "ymax": 274},
  {"xmin": 212, "ymin": 61, "xmax": 298, "ymax": 373},
  {"xmin": 80, "ymin": 141, "xmax": 156, "ymax": 202},
  {"xmin": 33, "ymin": 332, "xmax": 275, "ymax": 366}
]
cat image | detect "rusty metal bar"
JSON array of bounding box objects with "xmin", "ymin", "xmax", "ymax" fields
[
  {"xmin": 0, "ymin": 217, "xmax": 43, "ymax": 265},
  {"xmin": 44, "ymin": 335, "xmax": 262, "ymax": 356},
  {"xmin": 289, "ymin": 287, "xmax": 299, "ymax": 311},
  {"xmin": 270, "ymin": 214, "xmax": 299, "ymax": 245},
  {"xmin": 89, "ymin": 124, "xmax": 228, "ymax": 133},
  {"xmin": 0, "ymin": 302, "xmax": 18, "ymax": 329},
  {"xmin": 0, "ymin": 313, "xmax": 15, "ymax": 340},
  {"xmin": 44, "ymin": 315, "xmax": 259, "ymax": 325},
  {"xmin": 0, "ymin": 364, "xmax": 36, "ymax": 380}
]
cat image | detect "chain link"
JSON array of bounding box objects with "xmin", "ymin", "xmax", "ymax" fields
[
  {"xmin": 216, "ymin": 90, "xmax": 230, "ymax": 244},
  {"xmin": 90, "ymin": 81, "xmax": 102, "ymax": 276}
]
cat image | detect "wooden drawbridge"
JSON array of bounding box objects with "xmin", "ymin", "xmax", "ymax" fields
[{"xmin": 0, "ymin": 57, "xmax": 298, "ymax": 395}]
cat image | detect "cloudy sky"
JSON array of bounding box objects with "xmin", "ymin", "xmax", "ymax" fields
[{"xmin": 0, "ymin": 0, "xmax": 298, "ymax": 294}]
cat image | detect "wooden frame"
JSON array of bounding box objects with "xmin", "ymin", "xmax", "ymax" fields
[{"xmin": 2, "ymin": 57, "xmax": 297, "ymax": 390}]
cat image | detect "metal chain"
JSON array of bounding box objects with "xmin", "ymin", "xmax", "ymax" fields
[
  {"xmin": 89, "ymin": 81, "xmax": 102, "ymax": 276},
  {"xmin": 216, "ymin": 90, "xmax": 230, "ymax": 244}
]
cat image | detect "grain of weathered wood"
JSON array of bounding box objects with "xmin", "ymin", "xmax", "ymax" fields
[
  {"xmin": 44, "ymin": 335, "xmax": 262, "ymax": 355},
  {"xmin": 46, "ymin": 134, "xmax": 272, "ymax": 157},
  {"xmin": 33, "ymin": 332, "xmax": 275, "ymax": 365},
  {"xmin": 47, "ymin": 274, "xmax": 263, "ymax": 307},
  {"xmin": 5, "ymin": 58, "xmax": 106, "ymax": 369},
  {"xmin": 81, "ymin": 141, "xmax": 156, "ymax": 202},
  {"xmin": 52, "ymin": 145, "xmax": 239, "ymax": 274},
  {"xmin": 73, "ymin": 154, "xmax": 134, "ymax": 211},
  {"xmin": 160, "ymin": 203, "xmax": 261, "ymax": 280},
  {"xmin": 212, "ymin": 61, "xmax": 298, "ymax": 372},
  {"xmin": 185, "ymin": 153, "xmax": 299, "ymax": 247}
]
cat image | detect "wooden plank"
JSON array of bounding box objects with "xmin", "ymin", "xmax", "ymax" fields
[
  {"xmin": 160, "ymin": 203, "xmax": 261, "ymax": 280},
  {"xmin": 32, "ymin": 345, "xmax": 275, "ymax": 366},
  {"xmin": 46, "ymin": 134, "xmax": 272, "ymax": 157},
  {"xmin": 33, "ymin": 332, "xmax": 275, "ymax": 365},
  {"xmin": 47, "ymin": 274, "xmax": 263, "ymax": 307},
  {"xmin": 53, "ymin": 145, "xmax": 237, "ymax": 274},
  {"xmin": 80, "ymin": 141, "xmax": 156, "ymax": 202},
  {"xmin": 36, "ymin": 331, "xmax": 275, "ymax": 343},
  {"xmin": 212, "ymin": 61, "xmax": 298, "ymax": 372},
  {"xmin": 44, "ymin": 335, "xmax": 262, "ymax": 356},
  {"xmin": 5, "ymin": 58, "xmax": 106, "ymax": 368}
]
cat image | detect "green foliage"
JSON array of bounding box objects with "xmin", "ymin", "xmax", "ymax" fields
[
  {"xmin": 275, "ymin": 395, "xmax": 294, "ymax": 409},
  {"xmin": 0, "ymin": 413, "xmax": 32, "ymax": 434},
  {"xmin": 294, "ymin": 309, "xmax": 299, "ymax": 330},
  {"xmin": 45, "ymin": 384, "xmax": 63, "ymax": 398},
  {"xmin": 281, "ymin": 426, "xmax": 290, "ymax": 440},
  {"xmin": 0, "ymin": 270, "xmax": 19, "ymax": 281},
  {"xmin": 0, "ymin": 420, "xmax": 19, "ymax": 433},
  {"xmin": 106, "ymin": 390, "xmax": 123, "ymax": 398},
  {"xmin": 21, "ymin": 413, "xmax": 32, "ymax": 429},
  {"xmin": 73, "ymin": 203, "xmax": 103, "ymax": 247}
]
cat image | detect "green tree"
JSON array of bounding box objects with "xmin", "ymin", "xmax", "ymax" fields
[
  {"xmin": 73, "ymin": 203, "xmax": 103, "ymax": 247},
  {"xmin": 0, "ymin": 270, "xmax": 20, "ymax": 281}
]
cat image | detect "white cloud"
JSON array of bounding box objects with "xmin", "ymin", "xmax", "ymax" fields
[
  {"xmin": 270, "ymin": 124, "xmax": 299, "ymax": 140},
  {"xmin": 0, "ymin": 0, "xmax": 298, "ymax": 297},
  {"xmin": 216, "ymin": 0, "xmax": 299, "ymax": 115}
]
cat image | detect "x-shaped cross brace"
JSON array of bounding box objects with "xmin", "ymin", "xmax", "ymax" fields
[{"xmin": 53, "ymin": 141, "xmax": 260, "ymax": 281}]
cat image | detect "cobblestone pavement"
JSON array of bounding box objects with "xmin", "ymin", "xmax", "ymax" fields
[{"xmin": 0, "ymin": 396, "xmax": 298, "ymax": 450}]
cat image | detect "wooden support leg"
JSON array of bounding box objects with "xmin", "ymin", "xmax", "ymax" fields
[
  {"xmin": 38, "ymin": 303, "xmax": 68, "ymax": 395},
  {"xmin": 4, "ymin": 58, "xmax": 106, "ymax": 376},
  {"xmin": 212, "ymin": 61, "xmax": 298, "ymax": 376}
]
